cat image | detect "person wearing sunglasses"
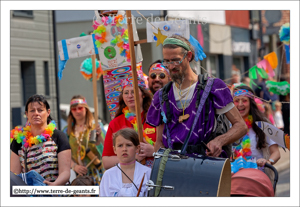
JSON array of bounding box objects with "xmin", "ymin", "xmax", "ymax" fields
[
  {"xmin": 146, "ymin": 34, "xmax": 247, "ymax": 158},
  {"xmin": 102, "ymin": 76, "xmax": 156, "ymax": 170},
  {"xmin": 147, "ymin": 60, "xmax": 171, "ymax": 95},
  {"xmin": 62, "ymin": 95, "xmax": 106, "ymax": 185}
]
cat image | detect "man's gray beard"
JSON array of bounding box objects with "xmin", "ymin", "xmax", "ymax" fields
[
  {"xmin": 171, "ymin": 73, "xmax": 184, "ymax": 85},
  {"xmin": 171, "ymin": 66, "xmax": 187, "ymax": 85}
]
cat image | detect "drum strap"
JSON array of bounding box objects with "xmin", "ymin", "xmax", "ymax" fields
[
  {"xmin": 159, "ymin": 86, "xmax": 173, "ymax": 148},
  {"xmin": 154, "ymin": 148, "xmax": 171, "ymax": 197},
  {"xmin": 181, "ymin": 77, "xmax": 214, "ymax": 154}
]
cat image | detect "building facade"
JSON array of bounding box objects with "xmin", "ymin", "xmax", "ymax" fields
[{"xmin": 10, "ymin": 10, "xmax": 58, "ymax": 129}]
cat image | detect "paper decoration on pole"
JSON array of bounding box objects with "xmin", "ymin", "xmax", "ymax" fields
[
  {"xmin": 256, "ymin": 59, "xmax": 275, "ymax": 78},
  {"xmin": 263, "ymin": 52, "xmax": 278, "ymax": 69},
  {"xmin": 284, "ymin": 45, "xmax": 290, "ymax": 64},
  {"xmin": 80, "ymin": 58, "xmax": 103, "ymax": 81},
  {"xmin": 57, "ymin": 34, "xmax": 99, "ymax": 79},
  {"xmin": 248, "ymin": 65, "xmax": 269, "ymax": 88},
  {"xmin": 255, "ymin": 121, "xmax": 290, "ymax": 150},
  {"xmin": 247, "ymin": 51, "xmax": 280, "ymax": 88},
  {"xmin": 58, "ymin": 55, "xmax": 67, "ymax": 80},
  {"xmin": 80, "ymin": 32, "xmax": 87, "ymax": 37},
  {"xmin": 153, "ymin": 28, "xmax": 168, "ymax": 46},
  {"xmin": 103, "ymin": 62, "xmax": 147, "ymax": 119},
  {"xmin": 188, "ymin": 35, "xmax": 206, "ymax": 61},
  {"xmin": 146, "ymin": 20, "xmax": 190, "ymax": 44},
  {"xmin": 265, "ymin": 80, "xmax": 290, "ymax": 96},
  {"xmin": 279, "ymin": 23, "xmax": 290, "ymax": 45},
  {"xmin": 279, "ymin": 23, "xmax": 290, "ymax": 64},
  {"xmin": 93, "ymin": 13, "xmax": 143, "ymax": 70},
  {"xmin": 58, "ymin": 34, "xmax": 99, "ymax": 61}
]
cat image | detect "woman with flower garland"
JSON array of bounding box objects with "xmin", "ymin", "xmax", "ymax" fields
[
  {"xmin": 10, "ymin": 94, "xmax": 71, "ymax": 185},
  {"xmin": 63, "ymin": 95, "xmax": 106, "ymax": 185},
  {"xmin": 102, "ymin": 76, "xmax": 156, "ymax": 170},
  {"xmin": 232, "ymin": 86, "xmax": 280, "ymax": 172}
]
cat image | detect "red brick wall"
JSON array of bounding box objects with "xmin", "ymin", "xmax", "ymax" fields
[{"xmin": 225, "ymin": 10, "xmax": 250, "ymax": 29}]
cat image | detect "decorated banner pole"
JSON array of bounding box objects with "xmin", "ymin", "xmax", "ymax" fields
[
  {"xmin": 91, "ymin": 54, "xmax": 99, "ymax": 134},
  {"xmin": 126, "ymin": 10, "xmax": 144, "ymax": 143}
]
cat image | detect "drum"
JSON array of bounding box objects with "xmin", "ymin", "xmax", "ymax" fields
[{"xmin": 147, "ymin": 148, "xmax": 231, "ymax": 197}]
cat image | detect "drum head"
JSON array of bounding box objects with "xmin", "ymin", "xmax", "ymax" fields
[{"xmin": 217, "ymin": 158, "xmax": 231, "ymax": 196}]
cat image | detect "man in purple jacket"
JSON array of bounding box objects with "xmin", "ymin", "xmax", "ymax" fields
[{"xmin": 146, "ymin": 34, "xmax": 247, "ymax": 157}]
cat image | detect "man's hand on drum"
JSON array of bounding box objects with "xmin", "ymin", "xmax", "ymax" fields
[
  {"xmin": 206, "ymin": 139, "xmax": 223, "ymax": 157},
  {"xmin": 74, "ymin": 165, "xmax": 88, "ymax": 176},
  {"xmin": 139, "ymin": 138, "xmax": 154, "ymax": 157}
]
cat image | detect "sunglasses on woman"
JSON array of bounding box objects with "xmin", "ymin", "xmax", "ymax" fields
[
  {"xmin": 150, "ymin": 72, "xmax": 166, "ymax": 80},
  {"xmin": 71, "ymin": 106, "xmax": 84, "ymax": 112}
]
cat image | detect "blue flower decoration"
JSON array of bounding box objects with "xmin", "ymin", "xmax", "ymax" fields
[{"xmin": 188, "ymin": 35, "xmax": 206, "ymax": 61}]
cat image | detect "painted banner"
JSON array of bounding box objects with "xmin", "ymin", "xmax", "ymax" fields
[
  {"xmin": 103, "ymin": 62, "xmax": 146, "ymax": 119},
  {"xmin": 146, "ymin": 20, "xmax": 190, "ymax": 43},
  {"xmin": 57, "ymin": 34, "xmax": 98, "ymax": 61},
  {"xmin": 93, "ymin": 13, "xmax": 143, "ymax": 70}
]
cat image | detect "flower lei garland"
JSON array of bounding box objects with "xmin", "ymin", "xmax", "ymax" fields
[
  {"xmin": 122, "ymin": 106, "xmax": 155, "ymax": 146},
  {"xmin": 92, "ymin": 14, "xmax": 130, "ymax": 62},
  {"xmin": 10, "ymin": 120, "xmax": 56, "ymax": 148},
  {"xmin": 233, "ymin": 115, "xmax": 253, "ymax": 160}
]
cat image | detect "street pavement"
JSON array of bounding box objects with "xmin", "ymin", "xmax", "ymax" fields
[
  {"xmin": 275, "ymin": 168, "xmax": 290, "ymax": 197},
  {"xmin": 274, "ymin": 147, "xmax": 290, "ymax": 197},
  {"xmin": 273, "ymin": 147, "xmax": 290, "ymax": 173}
]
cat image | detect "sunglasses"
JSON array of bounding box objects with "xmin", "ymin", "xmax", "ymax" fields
[
  {"xmin": 71, "ymin": 106, "xmax": 84, "ymax": 112},
  {"xmin": 150, "ymin": 72, "xmax": 166, "ymax": 80}
]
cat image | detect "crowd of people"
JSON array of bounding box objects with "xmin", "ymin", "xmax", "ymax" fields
[
  {"xmin": 10, "ymin": 34, "xmax": 289, "ymax": 197},
  {"xmin": 229, "ymin": 70, "xmax": 288, "ymax": 133}
]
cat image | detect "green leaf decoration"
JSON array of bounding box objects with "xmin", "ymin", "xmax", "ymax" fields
[
  {"xmin": 79, "ymin": 32, "xmax": 87, "ymax": 37},
  {"xmin": 266, "ymin": 81, "xmax": 290, "ymax": 95},
  {"xmin": 257, "ymin": 67, "xmax": 269, "ymax": 79},
  {"xmin": 249, "ymin": 66, "xmax": 258, "ymax": 80}
]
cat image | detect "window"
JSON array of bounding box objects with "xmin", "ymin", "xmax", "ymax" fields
[
  {"xmin": 13, "ymin": 10, "xmax": 34, "ymax": 18},
  {"xmin": 21, "ymin": 61, "xmax": 36, "ymax": 105},
  {"xmin": 250, "ymin": 11, "xmax": 260, "ymax": 23},
  {"xmin": 44, "ymin": 61, "xmax": 50, "ymax": 96},
  {"xmin": 203, "ymin": 55, "xmax": 218, "ymax": 78},
  {"xmin": 233, "ymin": 56, "xmax": 244, "ymax": 74}
]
